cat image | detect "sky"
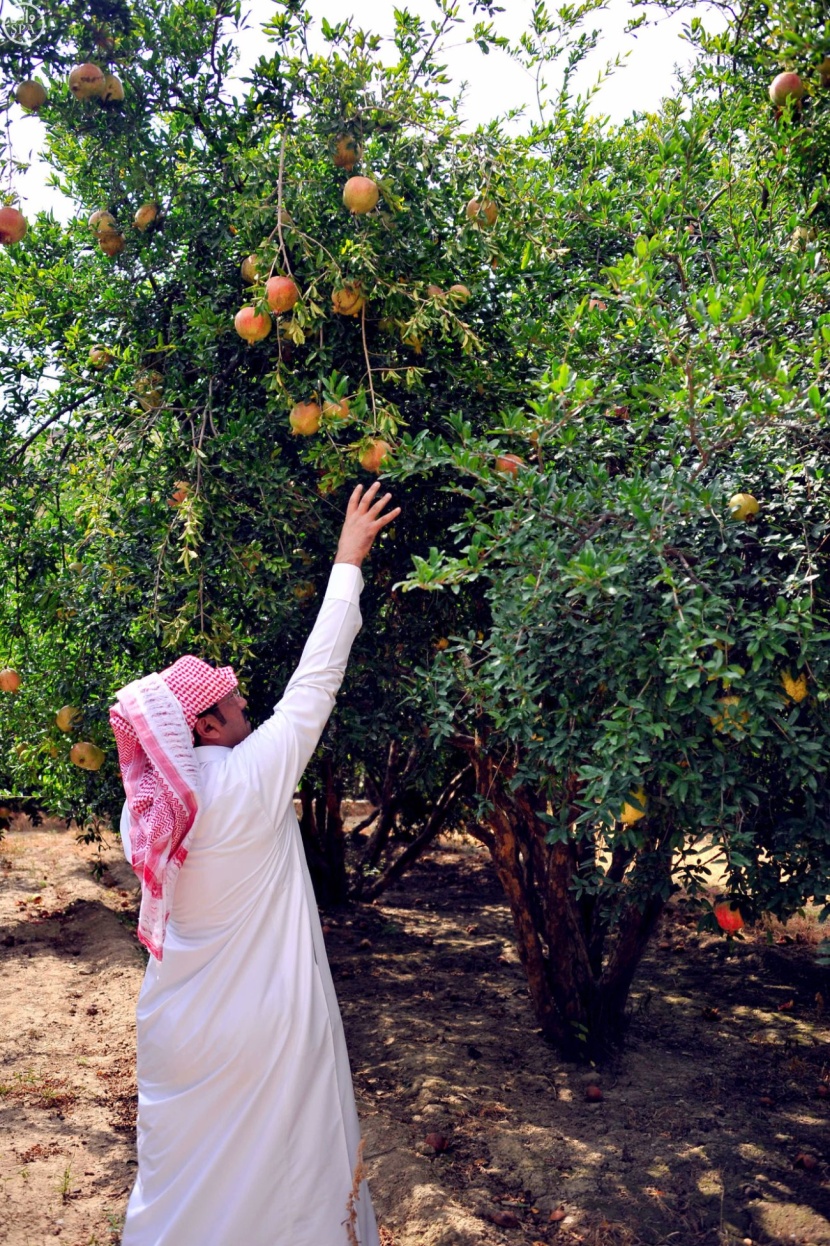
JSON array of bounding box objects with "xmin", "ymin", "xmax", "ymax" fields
[{"xmin": 8, "ymin": 0, "xmax": 722, "ymax": 221}]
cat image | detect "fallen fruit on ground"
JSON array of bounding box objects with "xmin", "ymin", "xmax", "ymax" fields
[
  {"xmin": 769, "ymin": 71, "xmax": 805, "ymax": 105},
  {"xmin": 15, "ymin": 81, "xmax": 47, "ymax": 110},
  {"xmin": 135, "ymin": 370, "xmax": 164, "ymax": 411},
  {"xmin": 234, "ymin": 305, "xmax": 272, "ymax": 342},
  {"xmin": 240, "ymin": 254, "xmax": 259, "ymax": 284},
  {"xmin": 620, "ymin": 787, "xmax": 647, "ymax": 825},
  {"xmin": 489, "ymin": 1211, "xmax": 519, "ymax": 1228},
  {"xmin": 332, "ymin": 283, "xmax": 365, "ymax": 316},
  {"xmin": 781, "ymin": 670, "xmax": 808, "ymax": 702},
  {"xmin": 424, "ymin": 1133, "xmax": 449, "ymax": 1152},
  {"xmin": 585, "ymin": 1084, "xmax": 603, "ymax": 1102},
  {"xmin": 0, "ymin": 207, "xmax": 27, "ymax": 245},
  {"xmin": 550, "ymin": 1209, "xmax": 567, "ymax": 1223},
  {"xmin": 289, "ymin": 400, "xmax": 321, "ymax": 435},
  {"xmin": 465, "ymin": 197, "xmax": 498, "ymax": 226},
  {"xmin": 332, "ymin": 134, "xmax": 362, "ymax": 169},
  {"xmin": 88, "ymin": 345, "xmax": 114, "ymax": 368},
  {"xmin": 101, "ymin": 73, "xmax": 124, "ymax": 102},
  {"xmin": 713, "ymin": 901, "xmax": 745, "ymax": 933},
  {"xmin": 134, "ymin": 203, "xmax": 158, "ymax": 230},
  {"xmin": 0, "ymin": 669, "xmax": 21, "ymax": 692},
  {"xmin": 266, "ymin": 275, "xmax": 300, "ymax": 314},
  {"xmin": 710, "ymin": 695, "xmax": 749, "ymax": 732},
  {"xmin": 728, "ymin": 492, "xmax": 759, "ymax": 520},
  {"xmin": 495, "ymin": 453, "xmax": 524, "ymax": 476},
  {"xmin": 68, "ymin": 63, "xmax": 105, "ymax": 100},
  {"xmin": 435, "ymin": 638, "xmax": 449, "ymax": 650},
  {"xmin": 69, "ymin": 741, "xmax": 105, "ymax": 771},
  {"xmin": 55, "ymin": 706, "xmax": 80, "ymax": 732},
  {"xmin": 359, "ymin": 439, "xmax": 392, "ymax": 473},
  {"xmin": 343, "ymin": 176, "xmax": 379, "ymax": 214}
]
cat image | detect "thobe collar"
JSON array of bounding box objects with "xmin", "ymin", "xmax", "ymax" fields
[{"xmin": 195, "ymin": 745, "xmax": 232, "ymax": 765}]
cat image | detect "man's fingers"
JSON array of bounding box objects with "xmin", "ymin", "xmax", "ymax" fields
[
  {"xmin": 357, "ymin": 481, "xmax": 382, "ymax": 511},
  {"xmin": 346, "ymin": 484, "xmax": 365, "ymax": 516},
  {"xmin": 367, "ymin": 491, "xmax": 393, "ymax": 517},
  {"xmin": 374, "ymin": 507, "xmax": 401, "ymax": 530}
]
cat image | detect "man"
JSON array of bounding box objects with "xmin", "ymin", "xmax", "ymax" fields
[{"xmin": 110, "ymin": 481, "xmax": 399, "ymax": 1246}]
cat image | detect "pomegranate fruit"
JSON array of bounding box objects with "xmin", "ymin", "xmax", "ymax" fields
[
  {"xmin": 266, "ymin": 275, "xmax": 300, "ymax": 314},
  {"xmin": 234, "ymin": 306, "xmax": 272, "ymax": 343},
  {"xmin": 769, "ymin": 72, "xmax": 805, "ymax": 106},
  {"xmin": 289, "ymin": 401, "xmax": 322, "ymax": 436},
  {"xmin": 0, "ymin": 669, "xmax": 21, "ymax": 692},
  {"xmin": 0, "ymin": 206, "xmax": 27, "ymax": 245},
  {"xmin": 55, "ymin": 706, "xmax": 80, "ymax": 732},
  {"xmin": 101, "ymin": 73, "xmax": 124, "ymax": 102},
  {"xmin": 68, "ymin": 63, "xmax": 105, "ymax": 100},
  {"xmin": 713, "ymin": 901, "xmax": 745, "ymax": 934},
  {"xmin": 241, "ymin": 254, "xmax": 259, "ymax": 284},
  {"xmin": 465, "ymin": 197, "xmax": 498, "ymax": 226},
  {"xmin": 88, "ymin": 209, "xmax": 117, "ymax": 234},
  {"xmin": 331, "ymin": 283, "xmax": 365, "ymax": 316},
  {"xmin": 332, "ymin": 134, "xmax": 362, "ymax": 169},
  {"xmin": 495, "ymin": 453, "xmax": 524, "ymax": 476},
  {"xmin": 343, "ymin": 176, "xmax": 379, "ymax": 214},
  {"xmin": 15, "ymin": 80, "xmax": 47, "ymax": 111},
  {"xmin": 359, "ymin": 439, "xmax": 392, "ymax": 473},
  {"xmin": 99, "ymin": 231, "xmax": 125, "ymax": 257},
  {"xmin": 135, "ymin": 371, "xmax": 164, "ymax": 411},
  {"xmin": 88, "ymin": 345, "xmax": 114, "ymax": 369},
  {"xmin": 134, "ymin": 203, "xmax": 158, "ymax": 231},
  {"xmin": 728, "ymin": 492, "xmax": 759, "ymax": 520},
  {"xmin": 70, "ymin": 741, "xmax": 105, "ymax": 771}
]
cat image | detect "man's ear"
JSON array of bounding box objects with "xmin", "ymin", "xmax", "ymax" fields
[{"xmin": 194, "ymin": 713, "xmax": 218, "ymax": 741}]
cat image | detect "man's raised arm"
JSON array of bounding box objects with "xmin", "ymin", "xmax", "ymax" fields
[{"xmin": 233, "ymin": 482, "xmax": 400, "ymax": 825}]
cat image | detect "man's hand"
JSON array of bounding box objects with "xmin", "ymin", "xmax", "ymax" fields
[{"xmin": 334, "ymin": 482, "xmax": 401, "ymax": 568}]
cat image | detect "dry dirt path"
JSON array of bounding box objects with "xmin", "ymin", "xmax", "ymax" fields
[{"xmin": 1, "ymin": 818, "xmax": 829, "ymax": 1246}]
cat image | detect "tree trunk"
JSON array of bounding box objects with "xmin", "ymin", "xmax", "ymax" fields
[
  {"xmin": 472, "ymin": 754, "xmax": 671, "ymax": 1059},
  {"xmin": 298, "ymin": 763, "xmax": 348, "ymax": 906},
  {"xmin": 352, "ymin": 739, "xmax": 420, "ymax": 899},
  {"xmin": 362, "ymin": 764, "xmax": 471, "ymax": 901}
]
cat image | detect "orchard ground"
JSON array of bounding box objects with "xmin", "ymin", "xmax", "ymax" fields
[{"xmin": 0, "ymin": 812, "xmax": 828, "ymax": 1246}]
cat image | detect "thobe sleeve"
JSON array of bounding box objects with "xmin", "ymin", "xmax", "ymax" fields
[{"xmin": 232, "ymin": 563, "xmax": 363, "ymax": 827}]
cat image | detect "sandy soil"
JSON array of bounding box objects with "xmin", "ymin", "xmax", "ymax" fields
[{"xmin": 1, "ymin": 817, "xmax": 829, "ymax": 1246}]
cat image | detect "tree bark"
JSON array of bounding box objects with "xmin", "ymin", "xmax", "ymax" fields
[
  {"xmin": 474, "ymin": 754, "xmax": 664, "ymax": 1059},
  {"xmin": 299, "ymin": 766, "xmax": 348, "ymax": 906}
]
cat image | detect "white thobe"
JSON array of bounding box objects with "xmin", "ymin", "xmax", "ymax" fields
[{"xmin": 119, "ymin": 564, "xmax": 379, "ymax": 1246}]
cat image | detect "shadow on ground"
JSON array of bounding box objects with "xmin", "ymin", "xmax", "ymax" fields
[{"xmin": 332, "ymin": 842, "xmax": 830, "ymax": 1246}]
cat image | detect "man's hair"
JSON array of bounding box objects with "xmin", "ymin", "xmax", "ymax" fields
[{"xmin": 193, "ymin": 701, "xmax": 227, "ymax": 747}]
